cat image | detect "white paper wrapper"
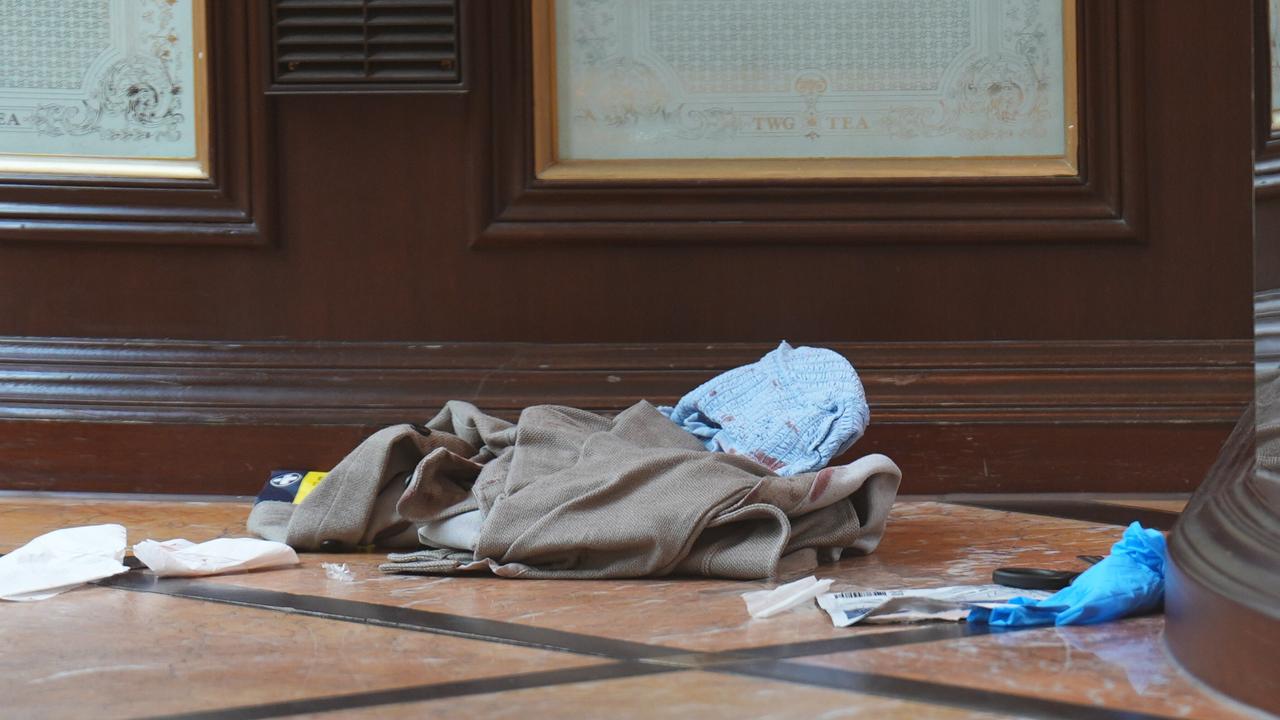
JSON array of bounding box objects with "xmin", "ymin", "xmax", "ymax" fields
[
  {"xmin": 133, "ymin": 537, "xmax": 299, "ymax": 577},
  {"xmin": 817, "ymin": 584, "xmax": 1054, "ymax": 627},
  {"xmin": 742, "ymin": 575, "xmax": 834, "ymax": 619},
  {"xmin": 0, "ymin": 524, "xmax": 130, "ymax": 601}
]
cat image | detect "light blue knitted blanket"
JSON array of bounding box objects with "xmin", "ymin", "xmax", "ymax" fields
[{"xmin": 659, "ymin": 342, "xmax": 870, "ymax": 476}]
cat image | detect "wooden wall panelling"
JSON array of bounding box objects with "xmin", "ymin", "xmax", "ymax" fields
[
  {"xmin": 0, "ymin": 1, "xmax": 274, "ymax": 247},
  {"xmin": 0, "ymin": 338, "xmax": 1250, "ymax": 495},
  {"xmin": 0, "ymin": 1, "xmax": 1258, "ymax": 496},
  {"xmin": 474, "ymin": 0, "xmax": 1145, "ymax": 247},
  {"xmin": 0, "ymin": 338, "xmax": 1249, "ymax": 425},
  {"xmin": 0, "ymin": 419, "xmax": 1241, "ymax": 498},
  {"xmin": 0, "ymin": 1, "xmax": 1252, "ymax": 345}
]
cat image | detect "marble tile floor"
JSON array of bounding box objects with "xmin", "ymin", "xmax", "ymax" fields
[{"xmin": 0, "ymin": 494, "xmax": 1263, "ymax": 720}]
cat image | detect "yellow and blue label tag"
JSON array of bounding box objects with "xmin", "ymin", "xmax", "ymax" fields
[{"xmin": 255, "ymin": 469, "xmax": 329, "ymax": 505}]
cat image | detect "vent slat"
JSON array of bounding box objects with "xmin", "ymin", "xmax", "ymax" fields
[
  {"xmin": 276, "ymin": 18, "xmax": 366, "ymax": 28},
  {"xmin": 271, "ymin": 0, "xmax": 460, "ymax": 88},
  {"xmin": 278, "ymin": 50, "xmax": 367, "ymax": 62},
  {"xmin": 368, "ymin": 50, "xmax": 454, "ymax": 61},
  {"xmin": 366, "ymin": 17, "xmax": 455, "ymax": 27},
  {"xmin": 277, "ymin": 0, "xmax": 364, "ymax": 7},
  {"xmin": 369, "ymin": 68, "xmax": 457, "ymax": 81},
  {"xmin": 368, "ymin": 30, "xmax": 455, "ymax": 43},
  {"xmin": 369, "ymin": 0, "xmax": 454, "ymax": 7},
  {"xmin": 277, "ymin": 33, "xmax": 366, "ymax": 45}
]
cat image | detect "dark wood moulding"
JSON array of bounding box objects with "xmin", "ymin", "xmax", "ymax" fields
[
  {"xmin": 1164, "ymin": 293, "xmax": 1280, "ymax": 714},
  {"xmin": 1165, "ymin": 403, "xmax": 1280, "ymax": 715}
]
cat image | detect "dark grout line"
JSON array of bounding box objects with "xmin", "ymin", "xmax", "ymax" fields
[
  {"xmin": 98, "ymin": 571, "xmax": 685, "ymax": 661},
  {"xmin": 138, "ymin": 662, "xmax": 680, "ymax": 720},
  {"xmin": 719, "ymin": 660, "xmax": 1188, "ymax": 720},
  {"xmin": 92, "ymin": 566, "xmax": 1115, "ymax": 720},
  {"xmin": 719, "ymin": 621, "xmax": 1035, "ymax": 662},
  {"xmin": 634, "ymin": 624, "xmax": 1040, "ymax": 670},
  {"xmin": 96, "ymin": 570, "xmax": 1044, "ymax": 670},
  {"xmin": 945, "ymin": 499, "xmax": 1181, "ymax": 531}
]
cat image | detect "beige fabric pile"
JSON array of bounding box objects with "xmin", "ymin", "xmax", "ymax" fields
[{"xmin": 249, "ymin": 400, "xmax": 900, "ymax": 580}]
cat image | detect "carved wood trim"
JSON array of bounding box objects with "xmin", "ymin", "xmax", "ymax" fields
[
  {"xmin": 471, "ymin": 0, "xmax": 1146, "ymax": 247},
  {"xmin": 0, "ymin": 1, "xmax": 275, "ymax": 246},
  {"xmin": 0, "ymin": 337, "xmax": 1249, "ymax": 494},
  {"xmin": 0, "ymin": 338, "xmax": 1248, "ymax": 425}
]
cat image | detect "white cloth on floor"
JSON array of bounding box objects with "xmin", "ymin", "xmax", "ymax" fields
[
  {"xmin": 133, "ymin": 537, "xmax": 299, "ymax": 577},
  {"xmin": 0, "ymin": 524, "xmax": 130, "ymax": 601}
]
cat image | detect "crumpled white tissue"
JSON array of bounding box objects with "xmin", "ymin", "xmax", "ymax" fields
[
  {"xmin": 322, "ymin": 562, "xmax": 355, "ymax": 582},
  {"xmin": 133, "ymin": 537, "xmax": 299, "ymax": 577},
  {"xmin": 742, "ymin": 575, "xmax": 834, "ymax": 619},
  {"xmin": 0, "ymin": 524, "xmax": 130, "ymax": 602}
]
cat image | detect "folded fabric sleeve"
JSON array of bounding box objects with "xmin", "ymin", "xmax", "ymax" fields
[
  {"xmin": 247, "ymin": 402, "xmax": 515, "ymax": 553},
  {"xmin": 968, "ymin": 522, "xmax": 1167, "ymax": 627}
]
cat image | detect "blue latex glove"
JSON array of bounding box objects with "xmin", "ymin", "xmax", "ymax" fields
[{"xmin": 968, "ymin": 522, "xmax": 1167, "ymax": 627}]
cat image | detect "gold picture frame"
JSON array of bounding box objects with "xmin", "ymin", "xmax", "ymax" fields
[
  {"xmin": 533, "ymin": 0, "xmax": 1079, "ymax": 181},
  {"xmin": 0, "ymin": 0, "xmax": 210, "ymax": 180}
]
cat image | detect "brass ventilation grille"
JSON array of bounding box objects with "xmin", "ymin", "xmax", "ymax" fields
[{"xmin": 270, "ymin": 0, "xmax": 461, "ymax": 90}]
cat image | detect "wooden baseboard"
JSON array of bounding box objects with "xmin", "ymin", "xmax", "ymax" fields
[{"xmin": 0, "ymin": 338, "xmax": 1251, "ymax": 494}]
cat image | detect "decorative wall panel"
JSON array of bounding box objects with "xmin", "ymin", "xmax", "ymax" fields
[
  {"xmin": 0, "ymin": 0, "xmax": 207, "ymax": 178},
  {"xmin": 481, "ymin": 1, "xmax": 1142, "ymax": 246},
  {"xmin": 0, "ymin": 2, "xmax": 272, "ymax": 247},
  {"xmin": 538, "ymin": 0, "xmax": 1076, "ymax": 180}
]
